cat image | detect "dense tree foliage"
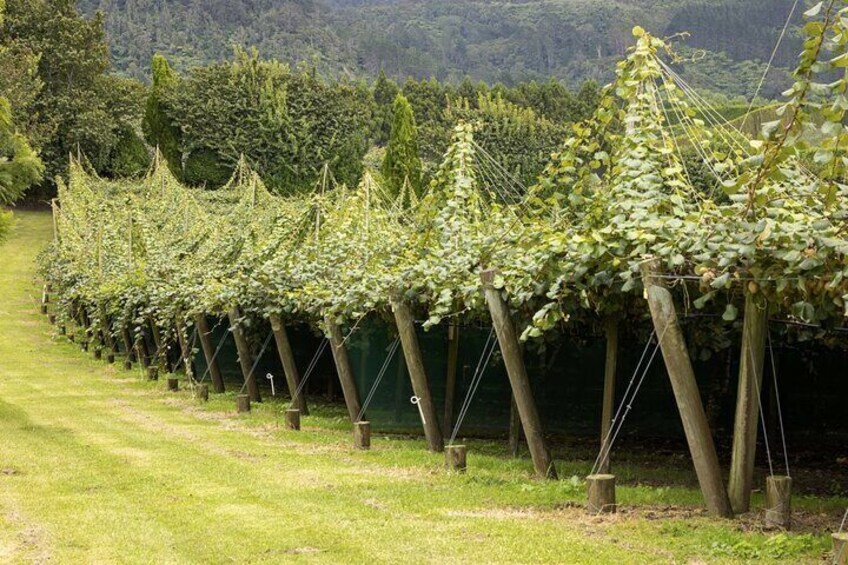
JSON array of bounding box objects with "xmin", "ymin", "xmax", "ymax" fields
[
  {"xmin": 78, "ymin": 0, "xmax": 801, "ymax": 100},
  {"xmin": 0, "ymin": 0, "xmax": 148, "ymax": 199}
]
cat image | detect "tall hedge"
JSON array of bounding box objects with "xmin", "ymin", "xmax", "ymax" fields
[{"xmin": 381, "ymin": 94, "xmax": 422, "ymax": 197}]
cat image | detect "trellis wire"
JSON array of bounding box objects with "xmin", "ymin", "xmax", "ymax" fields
[
  {"xmin": 238, "ymin": 329, "xmax": 275, "ymax": 395},
  {"xmin": 290, "ymin": 338, "xmax": 329, "ymax": 408},
  {"xmin": 448, "ymin": 327, "xmax": 497, "ymax": 446},
  {"xmin": 355, "ymin": 337, "xmax": 400, "ymax": 423}
]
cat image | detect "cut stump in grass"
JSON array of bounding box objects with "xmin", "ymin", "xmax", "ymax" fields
[
  {"xmin": 195, "ymin": 384, "xmax": 209, "ymax": 402},
  {"xmin": 167, "ymin": 378, "xmax": 179, "ymax": 392},
  {"xmin": 764, "ymin": 475, "xmax": 792, "ymax": 529},
  {"xmin": 48, "ymin": 314, "xmax": 56, "ymax": 325},
  {"xmin": 285, "ymin": 409, "xmax": 301, "ymax": 431},
  {"xmin": 834, "ymin": 533, "xmax": 848, "ymax": 565},
  {"xmin": 123, "ymin": 359, "xmax": 132, "ymax": 371},
  {"xmin": 587, "ymin": 474, "xmax": 617, "ymax": 514},
  {"xmin": 236, "ymin": 394, "xmax": 250, "ymax": 413},
  {"xmin": 445, "ymin": 445, "xmax": 467, "ymax": 472},
  {"xmin": 146, "ymin": 366, "xmax": 159, "ymax": 381},
  {"xmin": 354, "ymin": 421, "xmax": 370, "ymax": 450},
  {"xmin": 106, "ymin": 353, "xmax": 115, "ymax": 364},
  {"xmin": 93, "ymin": 348, "xmax": 102, "ymax": 360}
]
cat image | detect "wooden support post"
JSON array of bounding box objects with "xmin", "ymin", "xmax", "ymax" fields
[
  {"xmin": 174, "ymin": 316, "xmax": 195, "ymax": 381},
  {"xmin": 834, "ymin": 533, "xmax": 848, "ymax": 565},
  {"xmin": 195, "ymin": 384, "xmax": 209, "ymax": 402},
  {"xmin": 326, "ymin": 316, "xmax": 362, "ymax": 423},
  {"xmin": 481, "ymin": 269, "xmax": 556, "ymax": 479},
  {"xmin": 167, "ymin": 378, "xmax": 179, "ymax": 392},
  {"xmin": 764, "ymin": 476, "xmax": 792, "ymax": 529},
  {"xmin": 121, "ymin": 327, "xmax": 136, "ymax": 363},
  {"xmin": 508, "ymin": 394, "xmax": 523, "ymax": 457},
  {"xmin": 194, "ymin": 314, "xmax": 225, "ymax": 393},
  {"xmin": 99, "ymin": 305, "xmax": 117, "ymax": 363},
  {"xmin": 599, "ymin": 317, "xmax": 619, "ymax": 474},
  {"xmin": 270, "ymin": 314, "xmax": 308, "ymax": 414},
  {"xmin": 587, "ymin": 474, "xmax": 617, "ymax": 514},
  {"xmin": 48, "ymin": 314, "xmax": 56, "ymax": 324},
  {"xmin": 285, "ymin": 409, "xmax": 301, "ymax": 431},
  {"xmin": 391, "ymin": 299, "xmax": 444, "ymax": 453},
  {"xmin": 353, "ymin": 421, "xmax": 371, "ymax": 449},
  {"xmin": 228, "ymin": 307, "xmax": 260, "ymax": 402},
  {"xmin": 640, "ymin": 259, "xmax": 733, "ymax": 518},
  {"xmin": 123, "ymin": 358, "xmax": 132, "ymax": 371},
  {"xmin": 729, "ymin": 291, "xmax": 768, "ymax": 513},
  {"xmin": 236, "ymin": 394, "xmax": 251, "ymax": 413},
  {"xmin": 136, "ymin": 326, "xmax": 151, "ymax": 369},
  {"xmin": 445, "ymin": 445, "xmax": 467, "ymax": 472},
  {"xmin": 93, "ymin": 348, "xmax": 102, "ymax": 360},
  {"xmin": 444, "ymin": 323, "xmax": 460, "ymax": 434},
  {"xmin": 146, "ymin": 366, "xmax": 159, "ymax": 381},
  {"xmin": 149, "ymin": 319, "xmax": 168, "ymax": 372}
]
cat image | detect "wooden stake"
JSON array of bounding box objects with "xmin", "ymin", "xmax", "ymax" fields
[
  {"xmin": 444, "ymin": 323, "xmax": 460, "ymax": 434},
  {"xmin": 167, "ymin": 378, "xmax": 179, "ymax": 392},
  {"xmin": 640, "ymin": 259, "xmax": 733, "ymax": 517},
  {"xmin": 174, "ymin": 315, "xmax": 193, "ymax": 379},
  {"xmin": 729, "ymin": 291, "xmax": 768, "ymax": 513},
  {"xmin": 146, "ymin": 366, "xmax": 159, "ymax": 381},
  {"xmin": 99, "ymin": 305, "xmax": 117, "ymax": 363},
  {"xmin": 196, "ymin": 384, "xmax": 209, "ymax": 402},
  {"xmin": 285, "ymin": 409, "xmax": 301, "ymax": 431},
  {"xmin": 764, "ymin": 475, "xmax": 792, "ymax": 529},
  {"xmin": 149, "ymin": 319, "xmax": 169, "ymax": 372},
  {"xmin": 587, "ymin": 474, "xmax": 616, "ymax": 514},
  {"xmin": 353, "ymin": 421, "xmax": 371, "ymax": 449},
  {"xmin": 326, "ymin": 316, "xmax": 362, "ymax": 423},
  {"xmin": 123, "ymin": 358, "xmax": 132, "ymax": 371},
  {"xmin": 270, "ymin": 314, "xmax": 308, "ymax": 414},
  {"xmin": 228, "ymin": 307, "xmax": 260, "ymax": 402},
  {"xmin": 194, "ymin": 314, "xmax": 225, "ymax": 393},
  {"xmin": 236, "ymin": 394, "xmax": 251, "ymax": 413},
  {"xmin": 392, "ymin": 299, "xmax": 444, "ymax": 453},
  {"xmin": 599, "ymin": 317, "xmax": 619, "ymax": 473},
  {"xmin": 481, "ymin": 269, "xmax": 556, "ymax": 479},
  {"xmin": 120, "ymin": 326, "xmax": 135, "ymax": 363},
  {"xmin": 834, "ymin": 533, "xmax": 848, "ymax": 565},
  {"xmin": 445, "ymin": 445, "xmax": 467, "ymax": 472}
]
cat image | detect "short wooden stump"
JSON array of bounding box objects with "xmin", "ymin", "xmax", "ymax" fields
[
  {"xmin": 123, "ymin": 359, "xmax": 133, "ymax": 371},
  {"xmin": 445, "ymin": 445, "xmax": 467, "ymax": 472},
  {"xmin": 285, "ymin": 409, "xmax": 301, "ymax": 431},
  {"xmin": 833, "ymin": 533, "xmax": 848, "ymax": 565},
  {"xmin": 587, "ymin": 474, "xmax": 617, "ymax": 514},
  {"xmin": 167, "ymin": 378, "xmax": 179, "ymax": 392},
  {"xmin": 93, "ymin": 348, "xmax": 102, "ymax": 360},
  {"xmin": 48, "ymin": 314, "xmax": 56, "ymax": 325},
  {"xmin": 236, "ymin": 394, "xmax": 251, "ymax": 413},
  {"xmin": 765, "ymin": 475, "xmax": 792, "ymax": 529},
  {"xmin": 146, "ymin": 366, "xmax": 159, "ymax": 381},
  {"xmin": 40, "ymin": 304, "xmax": 48, "ymax": 315},
  {"xmin": 106, "ymin": 353, "xmax": 115, "ymax": 364},
  {"xmin": 353, "ymin": 421, "xmax": 371, "ymax": 450},
  {"xmin": 195, "ymin": 384, "xmax": 209, "ymax": 402}
]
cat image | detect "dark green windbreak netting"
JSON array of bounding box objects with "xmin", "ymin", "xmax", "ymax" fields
[{"xmin": 191, "ymin": 315, "xmax": 848, "ymax": 444}]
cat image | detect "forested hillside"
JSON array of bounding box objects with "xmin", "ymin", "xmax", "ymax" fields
[{"xmin": 78, "ymin": 0, "xmax": 803, "ymax": 99}]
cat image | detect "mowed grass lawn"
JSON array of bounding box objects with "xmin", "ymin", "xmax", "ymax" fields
[{"xmin": 0, "ymin": 211, "xmax": 845, "ymax": 564}]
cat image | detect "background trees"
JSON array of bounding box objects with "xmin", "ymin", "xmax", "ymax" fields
[{"xmin": 381, "ymin": 94, "xmax": 422, "ymax": 197}]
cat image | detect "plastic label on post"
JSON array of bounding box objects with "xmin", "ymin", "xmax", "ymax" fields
[{"xmin": 266, "ymin": 373, "xmax": 275, "ymax": 396}]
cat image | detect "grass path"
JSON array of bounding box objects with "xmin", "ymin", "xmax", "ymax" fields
[{"xmin": 0, "ymin": 212, "xmax": 841, "ymax": 564}]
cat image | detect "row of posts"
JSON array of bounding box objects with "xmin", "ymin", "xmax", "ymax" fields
[{"xmin": 41, "ymin": 265, "xmax": 834, "ymax": 548}]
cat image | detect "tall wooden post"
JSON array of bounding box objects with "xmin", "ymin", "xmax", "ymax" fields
[
  {"xmin": 392, "ymin": 299, "xmax": 444, "ymax": 453},
  {"xmin": 174, "ymin": 315, "xmax": 193, "ymax": 380},
  {"xmin": 149, "ymin": 318, "xmax": 169, "ymax": 372},
  {"xmin": 195, "ymin": 314, "xmax": 225, "ymax": 393},
  {"xmin": 228, "ymin": 307, "xmax": 260, "ymax": 402},
  {"xmin": 98, "ymin": 305, "xmax": 117, "ymax": 362},
  {"xmin": 133, "ymin": 324, "xmax": 151, "ymax": 369},
  {"xmin": 270, "ymin": 314, "xmax": 308, "ymax": 414},
  {"xmin": 509, "ymin": 394, "xmax": 523, "ymax": 457},
  {"xmin": 443, "ymin": 323, "xmax": 460, "ymax": 434},
  {"xmin": 326, "ymin": 316, "xmax": 362, "ymax": 423},
  {"xmin": 481, "ymin": 269, "xmax": 556, "ymax": 479},
  {"xmin": 120, "ymin": 327, "xmax": 136, "ymax": 362},
  {"xmin": 640, "ymin": 259, "xmax": 733, "ymax": 517},
  {"xmin": 728, "ymin": 292, "xmax": 768, "ymax": 513},
  {"xmin": 599, "ymin": 317, "xmax": 619, "ymax": 473}
]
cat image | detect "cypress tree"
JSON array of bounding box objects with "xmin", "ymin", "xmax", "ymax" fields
[
  {"xmin": 142, "ymin": 54, "xmax": 182, "ymax": 178},
  {"xmin": 381, "ymin": 93, "xmax": 422, "ymax": 197}
]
